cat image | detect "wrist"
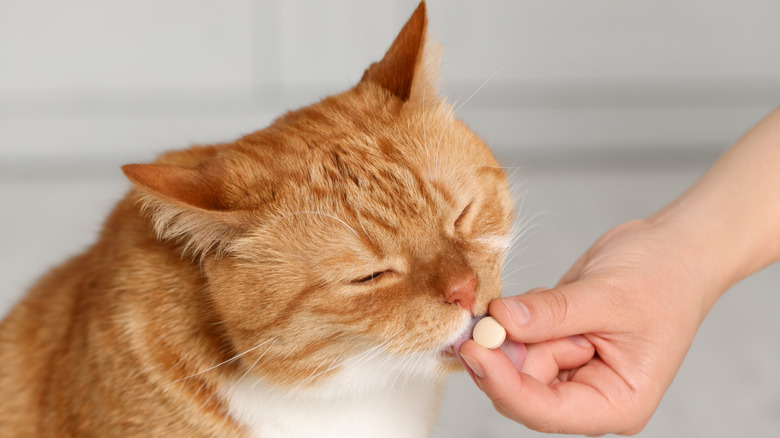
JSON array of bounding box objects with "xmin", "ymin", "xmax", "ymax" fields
[
  {"xmin": 648, "ymin": 184, "xmax": 778, "ymax": 315},
  {"xmin": 647, "ymin": 109, "xmax": 780, "ymax": 309},
  {"xmin": 646, "ymin": 207, "xmax": 732, "ymax": 316}
]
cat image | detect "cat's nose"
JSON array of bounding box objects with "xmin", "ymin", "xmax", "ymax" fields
[{"xmin": 443, "ymin": 272, "xmax": 477, "ymax": 314}]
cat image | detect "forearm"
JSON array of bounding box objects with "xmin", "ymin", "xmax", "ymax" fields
[
  {"xmin": 464, "ymin": 109, "xmax": 780, "ymax": 435},
  {"xmin": 650, "ymin": 108, "xmax": 780, "ymax": 311}
]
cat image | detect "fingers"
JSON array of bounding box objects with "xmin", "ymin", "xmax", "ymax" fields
[
  {"xmin": 461, "ymin": 335, "xmax": 595, "ymax": 387},
  {"xmin": 460, "ymin": 339, "xmax": 634, "ymax": 435},
  {"xmin": 521, "ymin": 335, "xmax": 595, "ymax": 384},
  {"xmin": 489, "ymin": 280, "xmax": 619, "ymax": 344}
]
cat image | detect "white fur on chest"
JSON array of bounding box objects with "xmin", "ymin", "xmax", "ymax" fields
[{"xmin": 223, "ymin": 352, "xmax": 446, "ymax": 438}]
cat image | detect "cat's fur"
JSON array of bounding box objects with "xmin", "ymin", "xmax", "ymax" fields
[{"xmin": 0, "ymin": 2, "xmax": 513, "ymax": 437}]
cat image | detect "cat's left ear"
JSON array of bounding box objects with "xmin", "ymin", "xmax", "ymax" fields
[
  {"xmin": 121, "ymin": 163, "xmax": 249, "ymax": 257},
  {"xmin": 360, "ymin": 1, "xmax": 441, "ymax": 106}
]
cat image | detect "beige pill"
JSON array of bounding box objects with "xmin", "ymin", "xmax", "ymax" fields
[{"xmin": 472, "ymin": 316, "xmax": 506, "ymax": 349}]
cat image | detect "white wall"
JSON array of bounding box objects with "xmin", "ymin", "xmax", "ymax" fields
[{"xmin": 1, "ymin": 0, "xmax": 778, "ymax": 170}]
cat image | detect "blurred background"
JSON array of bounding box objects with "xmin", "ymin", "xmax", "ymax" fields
[{"xmin": 1, "ymin": 0, "xmax": 779, "ymax": 437}]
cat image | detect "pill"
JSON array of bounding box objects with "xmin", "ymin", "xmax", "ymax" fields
[{"xmin": 472, "ymin": 316, "xmax": 506, "ymax": 349}]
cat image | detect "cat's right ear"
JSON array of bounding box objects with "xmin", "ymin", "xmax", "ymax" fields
[
  {"xmin": 122, "ymin": 163, "xmax": 248, "ymax": 257},
  {"xmin": 360, "ymin": 1, "xmax": 441, "ymax": 107}
]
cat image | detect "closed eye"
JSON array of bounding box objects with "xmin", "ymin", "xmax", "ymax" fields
[
  {"xmin": 350, "ymin": 271, "xmax": 389, "ymax": 284},
  {"xmin": 454, "ymin": 201, "xmax": 473, "ymax": 229}
]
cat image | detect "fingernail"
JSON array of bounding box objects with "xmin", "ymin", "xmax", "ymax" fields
[
  {"xmin": 460, "ymin": 353, "xmax": 485, "ymax": 379},
  {"xmin": 501, "ymin": 298, "xmax": 531, "ymax": 326},
  {"xmin": 569, "ymin": 335, "xmax": 591, "ymax": 348}
]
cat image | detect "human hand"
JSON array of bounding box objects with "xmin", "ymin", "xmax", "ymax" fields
[{"xmin": 459, "ymin": 218, "xmax": 726, "ymax": 435}]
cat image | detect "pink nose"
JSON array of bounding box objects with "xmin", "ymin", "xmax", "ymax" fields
[{"xmin": 443, "ymin": 272, "xmax": 477, "ymax": 314}]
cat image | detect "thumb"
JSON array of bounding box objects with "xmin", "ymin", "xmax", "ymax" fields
[{"xmin": 489, "ymin": 280, "xmax": 611, "ymax": 343}]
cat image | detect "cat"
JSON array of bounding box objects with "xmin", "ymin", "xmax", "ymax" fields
[{"xmin": 0, "ymin": 2, "xmax": 514, "ymax": 437}]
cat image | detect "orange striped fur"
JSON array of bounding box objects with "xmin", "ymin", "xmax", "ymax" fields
[{"xmin": 0, "ymin": 2, "xmax": 514, "ymax": 436}]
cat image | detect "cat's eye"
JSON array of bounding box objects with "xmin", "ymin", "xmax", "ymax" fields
[
  {"xmin": 454, "ymin": 201, "xmax": 473, "ymax": 229},
  {"xmin": 350, "ymin": 271, "xmax": 388, "ymax": 284}
]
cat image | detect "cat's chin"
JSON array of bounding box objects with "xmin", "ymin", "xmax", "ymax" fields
[
  {"xmin": 437, "ymin": 346, "xmax": 461, "ymax": 369},
  {"xmin": 437, "ymin": 347, "xmax": 468, "ymax": 373},
  {"xmin": 436, "ymin": 316, "xmax": 483, "ymax": 371}
]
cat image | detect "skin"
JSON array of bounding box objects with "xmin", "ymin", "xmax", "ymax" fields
[{"xmin": 459, "ymin": 107, "xmax": 780, "ymax": 435}]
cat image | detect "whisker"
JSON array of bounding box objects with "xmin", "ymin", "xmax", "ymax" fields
[
  {"xmin": 400, "ymin": 345, "xmax": 432, "ymax": 390},
  {"xmin": 293, "ymin": 348, "xmax": 367, "ymax": 390},
  {"xmin": 356, "ymin": 210, "xmax": 376, "ymax": 249},
  {"xmin": 293, "ymin": 328, "xmax": 404, "ymax": 390},
  {"xmin": 387, "ymin": 338, "xmax": 424, "ymax": 392},
  {"xmin": 501, "ymin": 245, "xmax": 530, "ymax": 270},
  {"xmin": 222, "ymin": 338, "xmax": 278, "ymax": 399},
  {"xmin": 292, "ymin": 357, "xmax": 332, "ymax": 391},
  {"xmin": 501, "ymin": 261, "xmax": 542, "ymax": 280},
  {"xmin": 454, "ymin": 67, "xmax": 502, "ymax": 114},
  {"xmin": 433, "ymin": 109, "xmax": 454, "ymax": 181},
  {"xmin": 446, "ymin": 163, "xmax": 529, "ymax": 183},
  {"xmin": 344, "ymin": 344, "xmax": 385, "ymax": 369},
  {"xmin": 500, "ymin": 281, "xmax": 537, "ymax": 290},
  {"xmin": 368, "ymin": 340, "xmax": 407, "ymax": 382},
  {"xmin": 170, "ymin": 337, "xmax": 277, "ymax": 385},
  {"xmin": 381, "ymin": 342, "xmax": 417, "ymax": 406}
]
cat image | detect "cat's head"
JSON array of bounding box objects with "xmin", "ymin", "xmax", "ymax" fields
[{"xmin": 123, "ymin": 1, "xmax": 513, "ymax": 392}]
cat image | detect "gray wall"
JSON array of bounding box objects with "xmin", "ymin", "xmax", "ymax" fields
[
  {"xmin": 2, "ymin": 0, "xmax": 778, "ymax": 171},
  {"xmin": 2, "ymin": 3, "xmax": 780, "ymax": 437}
]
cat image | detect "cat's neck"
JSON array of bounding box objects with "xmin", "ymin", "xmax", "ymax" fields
[{"xmin": 223, "ymin": 353, "xmax": 446, "ymax": 438}]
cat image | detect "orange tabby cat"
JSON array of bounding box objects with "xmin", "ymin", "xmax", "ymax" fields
[{"xmin": 0, "ymin": 2, "xmax": 514, "ymax": 437}]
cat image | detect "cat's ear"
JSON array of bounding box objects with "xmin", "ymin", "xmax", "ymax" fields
[
  {"xmin": 122, "ymin": 163, "xmax": 248, "ymax": 257},
  {"xmin": 360, "ymin": 1, "xmax": 440, "ymax": 106}
]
